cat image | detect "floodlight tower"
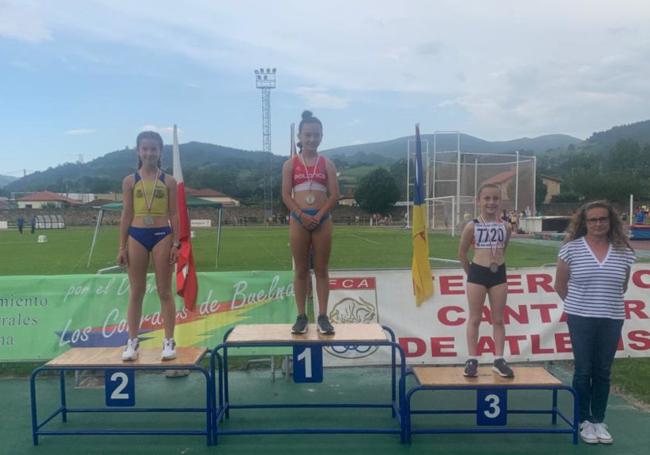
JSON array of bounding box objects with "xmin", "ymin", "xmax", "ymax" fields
[{"xmin": 255, "ymin": 67, "xmax": 277, "ymax": 220}]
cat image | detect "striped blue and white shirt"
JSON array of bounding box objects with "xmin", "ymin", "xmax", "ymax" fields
[{"xmin": 558, "ymin": 237, "xmax": 635, "ymax": 319}]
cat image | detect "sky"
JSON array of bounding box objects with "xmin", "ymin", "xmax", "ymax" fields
[{"xmin": 1, "ymin": 0, "xmax": 650, "ymax": 176}]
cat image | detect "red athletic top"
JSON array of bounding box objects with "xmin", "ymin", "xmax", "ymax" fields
[{"xmin": 292, "ymin": 155, "xmax": 327, "ymax": 191}]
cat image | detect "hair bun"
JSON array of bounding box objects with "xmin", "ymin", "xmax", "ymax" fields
[{"xmin": 301, "ymin": 110, "xmax": 313, "ymax": 120}]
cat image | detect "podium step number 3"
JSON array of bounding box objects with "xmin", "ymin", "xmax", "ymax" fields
[
  {"xmin": 293, "ymin": 345, "xmax": 323, "ymax": 383},
  {"xmin": 105, "ymin": 369, "xmax": 135, "ymax": 407},
  {"xmin": 476, "ymin": 389, "xmax": 507, "ymax": 426}
]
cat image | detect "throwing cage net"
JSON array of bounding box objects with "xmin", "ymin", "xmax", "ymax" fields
[{"xmin": 407, "ymin": 132, "xmax": 536, "ymax": 236}]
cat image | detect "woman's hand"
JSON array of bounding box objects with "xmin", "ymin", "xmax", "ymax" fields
[{"xmin": 116, "ymin": 248, "xmax": 128, "ymax": 267}]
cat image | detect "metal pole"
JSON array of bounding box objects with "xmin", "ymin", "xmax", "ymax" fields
[
  {"xmin": 474, "ymin": 157, "xmax": 478, "ymax": 218},
  {"xmin": 432, "ymin": 133, "xmax": 437, "ymax": 229},
  {"xmin": 451, "ymin": 196, "xmax": 456, "ymax": 237},
  {"xmin": 532, "ymin": 156, "xmax": 537, "ymax": 215},
  {"xmin": 87, "ymin": 209, "xmax": 104, "ymax": 268},
  {"xmin": 216, "ymin": 207, "xmax": 222, "ymax": 269},
  {"xmin": 515, "ymin": 150, "xmax": 520, "ymax": 212},
  {"xmin": 406, "ymin": 139, "xmax": 410, "ymax": 228},
  {"xmin": 456, "ymin": 133, "xmax": 461, "ymax": 236},
  {"xmin": 630, "ymin": 194, "xmax": 634, "ymax": 226},
  {"xmin": 425, "ymin": 140, "xmax": 430, "ymax": 230}
]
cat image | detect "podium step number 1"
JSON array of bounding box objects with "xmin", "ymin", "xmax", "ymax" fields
[
  {"xmin": 105, "ymin": 369, "xmax": 135, "ymax": 407},
  {"xmin": 476, "ymin": 389, "xmax": 507, "ymax": 426},
  {"xmin": 293, "ymin": 346, "xmax": 323, "ymax": 383}
]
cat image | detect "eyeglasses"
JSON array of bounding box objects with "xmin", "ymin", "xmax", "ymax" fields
[{"xmin": 586, "ymin": 216, "xmax": 610, "ymax": 224}]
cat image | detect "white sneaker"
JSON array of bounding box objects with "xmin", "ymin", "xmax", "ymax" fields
[
  {"xmin": 580, "ymin": 421, "xmax": 599, "ymax": 444},
  {"xmin": 121, "ymin": 338, "xmax": 139, "ymax": 361},
  {"xmin": 593, "ymin": 422, "xmax": 613, "ymax": 444},
  {"xmin": 161, "ymin": 338, "xmax": 177, "ymax": 360}
]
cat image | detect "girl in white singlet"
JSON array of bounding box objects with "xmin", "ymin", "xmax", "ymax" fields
[{"xmin": 458, "ymin": 183, "xmax": 514, "ymax": 378}]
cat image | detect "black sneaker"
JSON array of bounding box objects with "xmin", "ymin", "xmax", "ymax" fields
[
  {"xmin": 291, "ymin": 314, "xmax": 308, "ymax": 334},
  {"xmin": 492, "ymin": 358, "xmax": 514, "ymax": 378},
  {"xmin": 317, "ymin": 315, "xmax": 335, "ymax": 335},
  {"xmin": 463, "ymin": 359, "xmax": 478, "ymax": 377}
]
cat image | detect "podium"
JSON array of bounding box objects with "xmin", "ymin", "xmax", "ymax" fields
[
  {"xmin": 404, "ymin": 366, "xmax": 578, "ymax": 443},
  {"xmin": 210, "ymin": 323, "xmax": 406, "ymax": 444},
  {"xmin": 30, "ymin": 347, "xmax": 212, "ymax": 445}
]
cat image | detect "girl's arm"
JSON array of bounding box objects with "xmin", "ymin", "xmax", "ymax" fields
[
  {"xmin": 166, "ymin": 175, "xmax": 180, "ymax": 248},
  {"xmin": 503, "ymin": 222, "xmax": 512, "ymax": 251},
  {"xmin": 458, "ymin": 222, "xmax": 474, "ymax": 274},
  {"xmin": 316, "ymin": 158, "xmax": 340, "ymax": 220},
  {"xmin": 554, "ymin": 258, "xmax": 570, "ymax": 300},
  {"xmin": 281, "ymin": 159, "xmax": 303, "ymax": 214},
  {"xmin": 117, "ymin": 175, "xmax": 134, "ymax": 266}
]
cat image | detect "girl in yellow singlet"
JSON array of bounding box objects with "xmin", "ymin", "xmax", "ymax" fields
[{"xmin": 117, "ymin": 131, "xmax": 180, "ymax": 361}]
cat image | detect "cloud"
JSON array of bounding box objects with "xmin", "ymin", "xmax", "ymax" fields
[
  {"xmin": 65, "ymin": 128, "xmax": 96, "ymax": 135},
  {"xmin": 6, "ymin": 0, "xmax": 650, "ymax": 139},
  {"xmin": 294, "ymin": 87, "xmax": 349, "ymax": 110},
  {"xmin": 0, "ymin": 0, "xmax": 51, "ymax": 42}
]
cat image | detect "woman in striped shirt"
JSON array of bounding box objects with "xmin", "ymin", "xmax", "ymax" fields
[{"xmin": 554, "ymin": 200, "xmax": 635, "ymax": 445}]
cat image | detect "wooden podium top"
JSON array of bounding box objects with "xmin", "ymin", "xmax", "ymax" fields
[
  {"xmin": 46, "ymin": 347, "xmax": 207, "ymax": 368},
  {"xmin": 413, "ymin": 366, "xmax": 562, "ymax": 387},
  {"xmin": 226, "ymin": 323, "xmax": 388, "ymax": 345}
]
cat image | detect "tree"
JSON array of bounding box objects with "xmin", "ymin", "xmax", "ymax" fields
[
  {"xmin": 536, "ymin": 174, "xmax": 548, "ymax": 208},
  {"xmin": 354, "ymin": 168, "xmax": 400, "ymax": 215},
  {"xmin": 389, "ymin": 158, "xmax": 410, "ymax": 200}
]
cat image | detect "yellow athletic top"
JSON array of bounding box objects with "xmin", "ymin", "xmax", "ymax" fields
[{"xmin": 132, "ymin": 172, "xmax": 169, "ymax": 216}]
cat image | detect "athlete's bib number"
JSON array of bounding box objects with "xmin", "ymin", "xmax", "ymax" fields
[
  {"xmin": 105, "ymin": 369, "xmax": 135, "ymax": 406},
  {"xmin": 476, "ymin": 389, "xmax": 507, "ymax": 425},
  {"xmin": 474, "ymin": 223, "xmax": 506, "ymax": 248}
]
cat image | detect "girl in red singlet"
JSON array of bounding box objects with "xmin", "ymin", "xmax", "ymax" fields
[{"xmin": 282, "ymin": 111, "xmax": 340, "ymax": 335}]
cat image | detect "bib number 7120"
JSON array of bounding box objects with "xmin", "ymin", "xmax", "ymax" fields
[{"xmin": 476, "ymin": 389, "xmax": 507, "ymax": 425}]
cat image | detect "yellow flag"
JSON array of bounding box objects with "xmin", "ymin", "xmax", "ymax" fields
[{"xmin": 411, "ymin": 124, "xmax": 434, "ymax": 305}]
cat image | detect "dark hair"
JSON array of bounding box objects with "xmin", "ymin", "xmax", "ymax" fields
[
  {"xmin": 477, "ymin": 183, "xmax": 500, "ymax": 199},
  {"xmin": 136, "ymin": 131, "xmax": 163, "ymax": 169},
  {"xmin": 565, "ymin": 200, "xmax": 632, "ymax": 251},
  {"xmin": 298, "ymin": 110, "xmax": 322, "ymax": 134}
]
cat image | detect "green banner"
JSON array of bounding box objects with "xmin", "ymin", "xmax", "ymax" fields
[{"xmin": 0, "ymin": 271, "xmax": 296, "ymax": 361}]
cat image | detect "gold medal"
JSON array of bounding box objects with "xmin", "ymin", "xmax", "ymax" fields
[
  {"xmin": 144, "ymin": 215, "xmax": 154, "ymax": 225},
  {"xmin": 489, "ymin": 262, "xmax": 499, "ymax": 273},
  {"xmin": 305, "ymin": 193, "xmax": 316, "ymax": 205}
]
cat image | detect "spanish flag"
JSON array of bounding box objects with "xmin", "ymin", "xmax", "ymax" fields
[
  {"xmin": 411, "ymin": 124, "xmax": 434, "ymax": 306},
  {"xmin": 173, "ymin": 125, "xmax": 198, "ymax": 310}
]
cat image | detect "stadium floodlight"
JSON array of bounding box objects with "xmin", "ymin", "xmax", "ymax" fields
[{"xmin": 254, "ymin": 67, "xmax": 277, "ymax": 220}]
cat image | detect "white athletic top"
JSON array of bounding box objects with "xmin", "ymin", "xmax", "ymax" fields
[
  {"xmin": 558, "ymin": 237, "xmax": 635, "ymax": 320},
  {"xmin": 473, "ymin": 220, "xmax": 507, "ymax": 249}
]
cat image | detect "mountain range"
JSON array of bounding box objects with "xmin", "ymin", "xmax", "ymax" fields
[
  {"xmin": 322, "ymin": 133, "xmax": 581, "ymax": 164},
  {"xmin": 3, "ymin": 119, "xmax": 650, "ymax": 196},
  {"xmin": 0, "ymin": 175, "xmax": 17, "ymax": 188}
]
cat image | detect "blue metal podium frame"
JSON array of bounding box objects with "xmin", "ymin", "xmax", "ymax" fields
[
  {"xmin": 403, "ymin": 369, "xmax": 579, "ymax": 444},
  {"xmin": 30, "ymin": 352, "xmax": 213, "ymax": 446},
  {"xmin": 210, "ymin": 324, "xmax": 407, "ymax": 444}
]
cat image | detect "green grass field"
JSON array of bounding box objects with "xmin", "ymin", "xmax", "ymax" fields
[
  {"xmin": 1, "ymin": 225, "xmax": 648, "ymax": 406},
  {"xmin": 0, "ymin": 226, "xmax": 562, "ymax": 275}
]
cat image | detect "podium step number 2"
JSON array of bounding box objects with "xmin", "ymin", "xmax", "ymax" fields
[
  {"xmin": 293, "ymin": 345, "xmax": 323, "ymax": 383},
  {"xmin": 105, "ymin": 369, "xmax": 135, "ymax": 407},
  {"xmin": 476, "ymin": 389, "xmax": 507, "ymax": 426}
]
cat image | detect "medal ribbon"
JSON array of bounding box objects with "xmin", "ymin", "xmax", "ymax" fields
[
  {"xmin": 299, "ymin": 154, "xmax": 321, "ymax": 192},
  {"xmin": 141, "ymin": 169, "xmax": 161, "ymax": 215}
]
